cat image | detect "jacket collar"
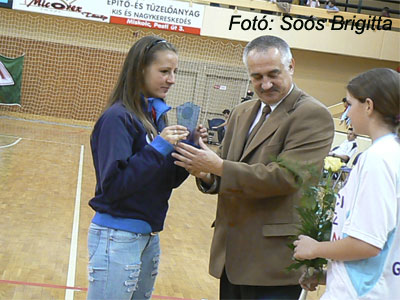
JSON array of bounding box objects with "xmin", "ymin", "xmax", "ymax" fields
[
  {"xmin": 240, "ymin": 85, "xmax": 302, "ymax": 160},
  {"xmin": 141, "ymin": 94, "xmax": 171, "ymax": 123}
]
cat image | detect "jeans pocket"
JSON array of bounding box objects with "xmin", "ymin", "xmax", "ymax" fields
[
  {"xmin": 88, "ymin": 226, "xmax": 101, "ymax": 261},
  {"xmin": 110, "ymin": 229, "xmax": 140, "ymax": 243}
]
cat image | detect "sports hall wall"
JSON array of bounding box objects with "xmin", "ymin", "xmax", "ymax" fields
[
  {"xmin": 0, "ymin": 6, "xmax": 397, "ymax": 126},
  {"xmin": 0, "ymin": 8, "xmax": 249, "ymax": 125}
]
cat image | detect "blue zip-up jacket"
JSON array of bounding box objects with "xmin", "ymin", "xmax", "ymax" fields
[{"xmin": 89, "ymin": 101, "xmax": 189, "ymax": 232}]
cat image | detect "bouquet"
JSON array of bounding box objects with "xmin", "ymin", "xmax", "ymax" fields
[
  {"xmin": 285, "ymin": 158, "xmax": 341, "ymax": 297},
  {"xmin": 287, "ymin": 173, "xmax": 337, "ymax": 273}
]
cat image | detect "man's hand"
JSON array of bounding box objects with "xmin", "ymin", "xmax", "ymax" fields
[{"xmin": 172, "ymin": 137, "xmax": 223, "ymax": 176}]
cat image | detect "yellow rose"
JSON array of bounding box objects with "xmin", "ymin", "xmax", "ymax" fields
[{"xmin": 324, "ymin": 156, "xmax": 344, "ymax": 172}]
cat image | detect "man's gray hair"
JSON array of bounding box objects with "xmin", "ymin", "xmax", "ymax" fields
[{"xmin": 243, "ymin": 35, "xmax": 293, "ymax": 69}]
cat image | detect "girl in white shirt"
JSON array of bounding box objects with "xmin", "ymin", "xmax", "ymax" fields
[{"xmin": 293, "ymin": 68, "xmax": 400, "ymax": 299}]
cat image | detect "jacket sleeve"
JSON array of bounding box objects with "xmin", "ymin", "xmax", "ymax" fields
[
  {"xmin": 196, "ymin": 174, "xmax": 220, "ymax": 194},
  {"xmin": 94, "ymin": 110, "xmax": 172, "ymax": 202},
  {"xmin": 220, "ymin": 102, "xmax": 334, "ymax": 200}
]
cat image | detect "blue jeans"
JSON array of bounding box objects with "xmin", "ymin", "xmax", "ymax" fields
[{"xmin": 87, "ymin": 223, "xmax": 160, "ymax": 300}]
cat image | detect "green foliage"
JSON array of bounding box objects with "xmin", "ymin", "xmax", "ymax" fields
[
  {"xmin": 270, "ymin": 157, "xmax": 337, "ymax": 273},
  {"xmin": 287, "ymin": 169, "xmax": 337, "ymax": 273}
]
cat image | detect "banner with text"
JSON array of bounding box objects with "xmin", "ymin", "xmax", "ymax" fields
[
  {"xmin": 0, "ymin": 55, "xmax": 24, "ymax": 106},
  {"xmin": 108, "ymin": 0, "xmax": 204, "ymax": 35},
  {"xmin": 12, "ymin": 0, "xmax": 109, "ymax": 23}
]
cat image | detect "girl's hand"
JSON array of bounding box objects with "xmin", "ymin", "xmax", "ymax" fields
[
  {"xmin": 197, "ymin": 124, "xmax": 208, "ymax": 144},
  {"xmin": 160, "ymin": 125, "xmax": 189, "ymax": 145},
  {"xmin": 299, "ymin": 269, "xmax": 326, "ymax": 291},
  {"xmin": 186, "ymin": 124, "xmax": 208, "ymax": 145},
  {"xmin": 293, "ymin": 235, "xmax": 319, "ymax": 260}
]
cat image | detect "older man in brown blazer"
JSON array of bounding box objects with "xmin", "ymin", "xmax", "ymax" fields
[{"xmin": 172, "ymin": 35, "xmax": 334, "ymax": 299}]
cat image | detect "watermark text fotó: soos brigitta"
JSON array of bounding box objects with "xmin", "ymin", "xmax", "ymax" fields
[{"xmin": 229, "ymin": 15, "xmax": 392, "ymax": 34}]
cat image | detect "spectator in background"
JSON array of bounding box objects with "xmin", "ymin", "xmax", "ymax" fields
[
  {"xmin": 307, "ymin": 0, "xmax": 320, "ymax": 8},
  {"xmin": 339, "ymin": 97, "xmax": 351, "ymax": 128},
  {"xmin": 212, "ymin": 109, "xmax": 230, "ymax": 145},
  {"xmin": 326, "ymin": 0, "xmax": 339, "ymax": 12},
  {"xmin": 328, "ymin": 128, "xmax": 357, "ymax": 164},
  {"xmin": 381, "ymin": 6, "xmax": 391, "ymax": 17},
  {"xmin": 210, "ymin": 3, "xmax": 236, "ymax": 9},
  {"xmin": 241, "ymin": 90, "xmax": 254, "ymax": 103}
]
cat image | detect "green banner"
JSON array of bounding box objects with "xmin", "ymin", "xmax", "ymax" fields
[{"xmin": 0, "ymin": 54, "xmax": 24, "ymax": 106}]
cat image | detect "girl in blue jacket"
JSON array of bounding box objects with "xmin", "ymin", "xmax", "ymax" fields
[{"xmin": 87, "ymin": 36, "xmax": 205, "ymax": 300}]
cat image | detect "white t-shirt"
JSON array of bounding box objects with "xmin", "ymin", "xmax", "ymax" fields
[
  {"xmin": 322, "ymin": 133, "xmax": 400, "ymax": 300},
  {"xmin": 333, "ymin": 139, "xmax": 357, "ymax": 162}
]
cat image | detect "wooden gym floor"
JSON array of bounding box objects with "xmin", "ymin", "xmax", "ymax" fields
[
  {"xmin": 0, "ymin": 116, "xmax": 324, "ymax": 300},
  {"xmin": 0, "ymin": 116, "xmax": 219, "ymax": 300}
]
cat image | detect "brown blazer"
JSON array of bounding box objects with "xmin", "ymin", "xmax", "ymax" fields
[{"xmin": 197, "ymin": 86, "xmax": 334, "ymax": 286}]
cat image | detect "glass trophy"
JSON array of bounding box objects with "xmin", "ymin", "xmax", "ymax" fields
[{"xmin": 176, "ymin": 102, "xmax": 200, "ymax": 144}]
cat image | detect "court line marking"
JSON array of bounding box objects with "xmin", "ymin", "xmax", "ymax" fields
[
  {"xmin": 0, "ymin": 115, "xmax": 92, "ymax": 129},
  {"xmin": 0, "ymin": 279, "xmax": 198, "ymax": 300},
  {"xmin": 0, "ymin": 103, "xmax": 21, "ymax": 107},
  {"xmin": 0, "ymin": 279, "xmax": 87, "ymax": 291},
  {"xmin": 0, "ymin": 137, "xmax": 22, "ymax": 149},
  {"xmin": 0, "ymin": 134, "xmax": 84, "ymax": 146},
  {"xmin": 65, "ymin": 145, "xmax": 84, "ymax": 300}
]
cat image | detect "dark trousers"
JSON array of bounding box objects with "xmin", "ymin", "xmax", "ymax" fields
[
  {"xmin": 217, "ymin": 127, "xmax": 225, "ymax": 143},
  {"xmin": 220, "ymin": 268, "xmax": 302, "ymax": 300}
]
